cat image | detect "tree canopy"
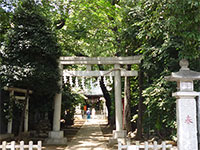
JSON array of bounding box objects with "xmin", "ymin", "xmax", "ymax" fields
[
  {"xmin": 1, "ymin": 0, "xmax": 61, "ymax": 97},
  {"xmin": 1, "ymin": 0, "xmax": 200, "ymax": 140}
]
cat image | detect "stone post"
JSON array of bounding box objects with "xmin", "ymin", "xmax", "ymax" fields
[
  {"xmin": 166, "ymin": 59, "xmax": 200, "ymax": 150},
  {"xmin": 7, "ymin": 120, "xmax": 13, "ymax": 134},
  {"xmin": 113, "ymin": 64, "xmax": 126, "ymax": 139},
  {"xmin": 115, "ymin": 64, "xmax": 123, "ymax": 131},
  {"xmin": 46, "ymin": 62, "xmax": 67, "ymax": 145},
  {"xmin": 52, "ymin": 85, "xmax": 62, "ymax": 131},
  {"xmin": 7, "ymin": 90, "xmax": 14, "ymax": 134},
  {"xmin": 24, "ymin": 96, "xmax": 29, "ymax": 132},
  {"xmin": 197, "ymin": 93, "xmax": 200, "ymax": 147}
]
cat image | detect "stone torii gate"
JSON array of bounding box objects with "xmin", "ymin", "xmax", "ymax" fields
[
  {"xmin": 46, "ymin": 56, "xmax": 141, "ymax": 145},
  {"xmin": 3, "ymin": 87, "xmax": 32, "ymax": 134}
]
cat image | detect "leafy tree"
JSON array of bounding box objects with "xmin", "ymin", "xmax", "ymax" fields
[
  {"xmin": 55, "ymin": 0, "xmax": 123, "ymax": 124},
  {"xmin": 1, "ymin": 0, "xmax": 61, "ymax": 134},
  {"xmin": 2, "ymin": 0, "xmax": 61, "ymax": 94},
  {"xmin": 57, "ymin": 0, "xmax": 120, "ymax": 57},
  {"xmin": 1, "ymin": 0, "xmax": 199, "ymax": 140},
  {"xmin": 0, "ymin": 7, "xmax": 10, "ymax": 46},
  {"xmin": 120, "ymin": 0, "xmax": 200, "ymax": 139},
  {"xmin": 0, "ymin": 1, "xmax": 12, "ymax": 85}
]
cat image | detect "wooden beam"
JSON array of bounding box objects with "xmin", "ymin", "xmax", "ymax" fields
[
  {"xmin": 63, "ymin": 70, "xmax": 138, "ymax": 77},
  {"xmin": 3, "ymin": 87, "xmax": 33, "ymax": 94},
  {"xmin": 60, "ymin": 56, "xmax": 141, "ymax": 65}
]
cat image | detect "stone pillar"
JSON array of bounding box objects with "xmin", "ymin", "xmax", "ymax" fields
[
  {"xmin": 113, "ymin": 64, "xmax": 126, "ymax": 139},
  {"xmin": 24, "ymin": 97, "xmax": 29, "ymax": 132},
  {"xmin": 53, "ymin": 63, "xmax": 63, "ymax": 131},
  {"xmin": 174, "ymin": 91, "xmax": 198, "ymax": 150},
  {"xmin": 197, "ymin": 93, "xmax": 200, "ymax": 147},
  {"xmin": 114, "ymin": 64, "xmax": 123, "ymax": 131},
  {"xmin": 86, "ymin": 65, "xmax": 92, "ymax": 71},
  {"xmin": 46, "ymin": 62, "xmax": 67, "ymax": 145},
  {"xmin": 7, "ymin": 120, "xmax": 12, "ymax": 134},
  {"xmin": 166, "ymin": 59, "xmax": 200, "ymax": 150},
  {"xmin": 52, "ymin": 91, "xmax": 62, "ymax": 131},
  {"xmin": 7, "ymin": 90, "xmax": 14, "ymax": 134}
]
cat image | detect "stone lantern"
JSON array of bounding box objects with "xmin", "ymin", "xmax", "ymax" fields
[{"xmin": 165, "ymin": 59, "xmax": 200, "ymax": 150}]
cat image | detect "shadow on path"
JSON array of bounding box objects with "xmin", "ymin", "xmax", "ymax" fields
[
  {"xmin": 43, "ymin": 118, "xmax": 110, "ymax": 150},
  {"xmin": 65, "ymin": 119, "xmax": 109, "ymax": 150}
]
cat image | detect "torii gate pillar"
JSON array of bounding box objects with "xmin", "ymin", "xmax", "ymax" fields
[
  {"xmin": 46, "ymin": 63, "xmax": 67, "ymax": 145},
  {"xmin": 113, "ymin": 64, "xmax": 126, "ymax": 139}
]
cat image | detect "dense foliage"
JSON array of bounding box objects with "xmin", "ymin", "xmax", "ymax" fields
[
  {"xmin": 2, "ymin": 0, "xmax": 61, "ymax": 95},
  {"xmin": 0, "ymin": 0, "xmax": 62, "ymax": 133},
  {"xmin": 1, "ymin": 0, "xmax": 200, "ymax": 139},
  {"xmin": 120, "ymin": 0, "xmax": 200, "ymax": 139}
]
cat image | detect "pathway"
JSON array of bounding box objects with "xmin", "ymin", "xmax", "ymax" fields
[
  {"xmin": 44, "ymin": 118, "xmax": 111, "ymax": 150},
  {"xmin": 65, "ymin": 118, "xmax": 109, "ymax": 150}
]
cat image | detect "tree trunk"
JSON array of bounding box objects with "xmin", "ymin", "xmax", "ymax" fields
[
  {"xmin": 124, "ymin": 65, "xmax": 132, "ymax": 132},
  {"xmin": 135, "ymin": 63, "xmax": 144, "ymax": 140},
  {"xmin": 18, "ymin": 89, "xmax": 29, "ymax": 136}
]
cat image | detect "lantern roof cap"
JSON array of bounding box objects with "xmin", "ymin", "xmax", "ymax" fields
[{"xmin": 165, "ymin": 59, "xmax": 200, "ymax": 81}]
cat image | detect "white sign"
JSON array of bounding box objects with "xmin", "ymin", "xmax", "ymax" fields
[{"xmin": 180, "ymin": 81, "xmax": 193, "ymax": 91}]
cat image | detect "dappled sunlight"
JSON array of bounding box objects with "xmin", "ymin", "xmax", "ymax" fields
[
  {"xmin": 55, "ymin": 147, "xmax": 66, "ymax": 150},
  {"xmin": 42, "ymin": 146, "xmax": 67, "ymax": 150},
  {"xmin": 63, "ymin": 118, "xmax": 109, "ymax": 150},
  {"xmin": 41, "ymin": 117, "xmax": 109, "ymax": 150}
]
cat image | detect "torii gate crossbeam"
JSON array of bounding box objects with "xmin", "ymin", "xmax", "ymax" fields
[{"xmin": 63, "ymin": 70, "xmax": 138, "ymax": 77}]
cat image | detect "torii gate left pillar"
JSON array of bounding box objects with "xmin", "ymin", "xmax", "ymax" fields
[
  {"xmin": 46, "ymin": 62, "xmax": 67, "ymax": 145},
  {"xmin": 113, "ymin": 64, "xmax": 126, "ymax": 139}
]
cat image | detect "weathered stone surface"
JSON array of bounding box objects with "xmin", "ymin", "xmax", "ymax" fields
[
  {"xmin": 113, "ymin": 130, "xmax": 127, "ymax": 139},
  {"xmin": 165, "ymin": 59, "xmax": 200, "ymax": 81},
  {"xmin": 176, "ymin": 97, "xmax": 198, "ymax": 150},
  {"xmin": 60, "ymin": 56, "xmax": 141, "ymax": 65},
  {"xmin": 45, "ymin": 131, "xmax": 67, "ymax": 145},
  {"xmin": 165, "ymin": 59, "xmax": 200, "ymax": 150}
]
